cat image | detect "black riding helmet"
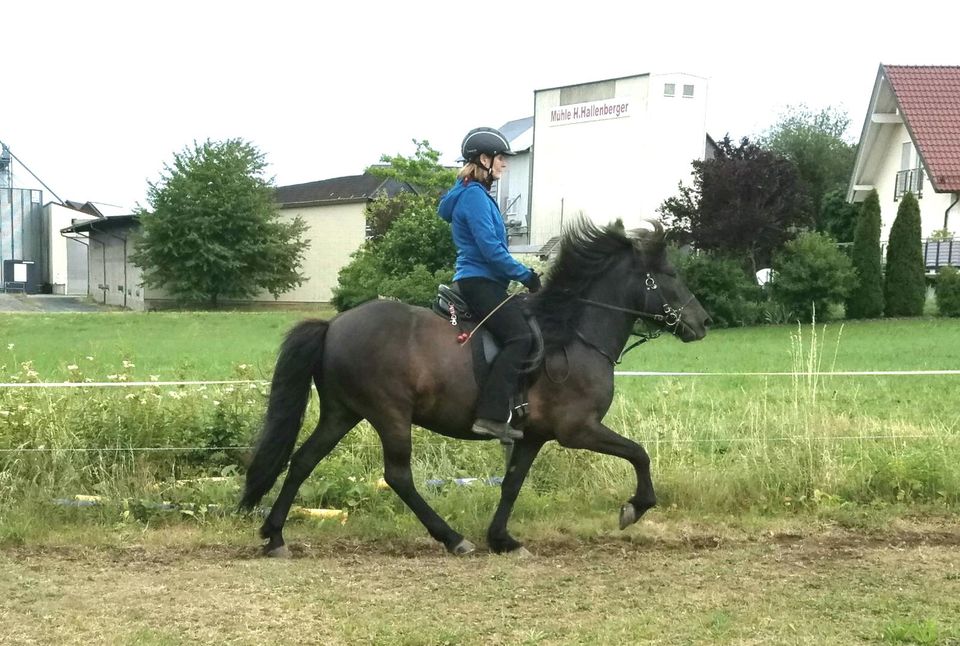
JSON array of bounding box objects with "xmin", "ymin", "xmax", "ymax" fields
[{"xmin": 460, "ymin": 127, "xmax": 517, "ymax": 164}]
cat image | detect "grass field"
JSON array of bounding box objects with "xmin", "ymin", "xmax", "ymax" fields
[{"xmin": 2, "ymin": 311, "xmax": 959, "ymax": 643}]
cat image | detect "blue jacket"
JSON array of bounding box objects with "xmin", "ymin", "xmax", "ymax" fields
[{"xmin": 438, "ymin": 179, "xmax": 533, "ymax": 287}]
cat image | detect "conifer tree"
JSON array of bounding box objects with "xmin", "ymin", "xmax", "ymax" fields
[
  {"xmin": 883, "ymin": 191, "xmax": 926, "ymax": 316},
  {"xmin": 846, "ymin": 190, "xmax": 884, "ymax": 318}
]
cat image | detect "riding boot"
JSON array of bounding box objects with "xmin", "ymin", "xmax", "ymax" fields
[{"xmin": 471, "ymin": 417, "xmax": 524, "ymax": 443}]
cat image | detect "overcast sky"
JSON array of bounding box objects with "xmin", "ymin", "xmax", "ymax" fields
[{"xmin": 3, "ymin": 0, "xmax": 959, "ymax": 211}]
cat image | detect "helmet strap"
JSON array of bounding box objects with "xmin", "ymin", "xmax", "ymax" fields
[{"xmin": 473, "ymin": 156, "xmax": 494, "ymax": 188}]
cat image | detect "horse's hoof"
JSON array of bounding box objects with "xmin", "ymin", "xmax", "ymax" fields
[
  {"xmin": 450, "ymin": 539, "xmax": 476, "ymax": 556},
  {"xmin": 619, "ymin": 502, "xmax": 637, "ymax": 530},
  {"xmin": 265, "ymin": 544, "xmax": 291, "ymax": 558}
]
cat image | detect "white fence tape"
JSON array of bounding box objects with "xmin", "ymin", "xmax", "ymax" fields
[
  {"xmin": 2, "ymin": 370, "xmax": 960, "ymax": 390},
  {"xmin": 613, "ymin": 370, "xmax": 960, "ymax": 377},
  {"xmin": 0, "ymin": 380, "xmax": 266, "ymax": 388}
]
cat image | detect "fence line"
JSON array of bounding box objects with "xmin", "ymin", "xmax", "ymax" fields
[
  {"xmin": 3, "ymin": 369, "xmax": 960, "ymax": 390},
  {"xmin": 0, "ymin": 380, "xmax": 266, "ymax": 389},
  {"xmin": 0, "ymin": 434, "xmax": 954, "ymax": 455}
]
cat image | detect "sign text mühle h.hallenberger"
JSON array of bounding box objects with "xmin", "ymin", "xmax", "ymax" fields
[{"xmin": 549, "ymin": 99, "xmax": 630, "ymax": 126}]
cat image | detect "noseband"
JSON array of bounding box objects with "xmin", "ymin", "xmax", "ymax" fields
[
  {"xmin": 575, "ymin": 273, "xmax": 693, "ymax": 364},
  {"xmin": 578, "ymin": 273, "xmax": 692, "ymax": 330}
]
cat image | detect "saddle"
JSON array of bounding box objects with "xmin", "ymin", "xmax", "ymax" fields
[{"xmin": 432, "ymin": 283, "xmax": 541, "ymax": 425}]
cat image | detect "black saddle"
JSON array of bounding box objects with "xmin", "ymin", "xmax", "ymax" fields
[
  {"xmin": 433, "ymin": 283, "xmax": 542, "ymax": 425},
  {"xmin": 433, "ymin": 284, "xmax": 501, "ymax": 363}
]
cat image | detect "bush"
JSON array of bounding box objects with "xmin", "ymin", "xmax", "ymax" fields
[
  {"xmin": 846, "ymin": 190, "xmax": 884, "ymax": 318},
  {"xmin": 936, "ymin": 266, "xmax": 960, "ymax": 317},
  {"xmin": 770, "ymin": 231, "xmax": 855, "ymax": 322},
  {"xmin": 332, "ymin": 204, "xmax": 456, "ymax": 312},
  {"xmin": 884, "ymin": 191, "xmax": 926, "ymax": 316},
  {"xmin": 672, "ymin": 250, "xmax": 763, "ymax": 327}
]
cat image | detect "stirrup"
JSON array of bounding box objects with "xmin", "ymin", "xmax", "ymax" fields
[{"xmin": 471, "ymin": 418, "xmax": 523, "ymax": 443}]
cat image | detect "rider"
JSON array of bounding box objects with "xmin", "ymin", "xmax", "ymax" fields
[{"xmin": 438, "ymin": 127, "xmax": 542, "ymax": 443}]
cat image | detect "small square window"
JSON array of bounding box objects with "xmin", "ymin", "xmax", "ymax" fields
[
  {"xmin": 664, "ymin": 83, "xmax": 675, "ymax": 97},
  {"xmin": 682, "ymin": 84, "xmax": 695, "ymax": 98}
]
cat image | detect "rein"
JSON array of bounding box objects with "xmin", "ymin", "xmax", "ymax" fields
[{"xmin": 576, "ymin": 273, "xmax": 692, "ymax": 365}]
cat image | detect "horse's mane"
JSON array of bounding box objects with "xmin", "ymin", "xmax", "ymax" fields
[{"xmin": 531, "ymin": 219, "xmax": 665, "ymax": 351}]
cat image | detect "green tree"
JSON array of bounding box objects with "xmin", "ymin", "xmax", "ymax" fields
[
  {"xmin": 330, "ymin": 208, "xmax": 455, "ymax": 311},
  {"xmin": 935, "ymin": 267, "xmax": 960, "ymax": 317},
  {"xmin": 660, "ymin": 135, "xmax": 811, "ymax": 276},
  {"xmin": 846, "ymin": 190, "xmax": 884, "ymax": 318},
  {"xmin": 333, "ymin": 140, "xmax": 457, "ymax": 311},
  {"xmin": 131, "ymin": 139, "xmax": 309, "ymax": 307},
  {"xmin": 770, "ymin": 231, "xmax": 855, "ymax": 322},
  {"xmin": 760, "ymin": 105, "xmax": 856, "ymax": 230},
  {"xmin": 364, "ymin": 140, "xmax": 456, "ymax": 241},
  {"xmin": 368, "ymin": 139, "xmax": 457, "ymax": 196},
  {"xmin": 671, "ymin": 250, "xmax": 763, "ymax": 328},
  {"xmin": 883, "ymin": 192, "xmax": 926, "ymax": 316},
  {"xmin": 820, "ymin": 188, "xmax": 859, "ymax": 244}
]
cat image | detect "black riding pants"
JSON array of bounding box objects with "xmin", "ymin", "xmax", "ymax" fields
[{"xmin": 457, "ymin": 277, "xmax": 534, "ymax": 422}]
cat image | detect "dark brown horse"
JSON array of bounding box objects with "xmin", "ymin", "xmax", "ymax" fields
[{"xmin": 240, "ymin": 220, "xmax": 709, "ymax": 556}]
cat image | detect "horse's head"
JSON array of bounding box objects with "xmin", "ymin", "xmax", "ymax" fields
[{"xmin": 625, "ymin": 221, "xmax": 710, "ymax": 342}]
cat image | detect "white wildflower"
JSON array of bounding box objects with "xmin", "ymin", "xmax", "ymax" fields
[
  {"xmin": 107, "ymin": 374, "xmax": 118, "ymax": 381},
  {"xmin": 149, "ymin": 375, "xmax": 159, "ymax": 382},
  {"xmin": 85, "ymin": 356, "xmax": 94, "ymax": 361},
  {"xmin": 125, "ymin": 393, "xmax": 137, "ymax": 400},
  {"xmin": 6, "ymin": 343, "xmax": 13, "ymax": 350},
  {"xmin": 122, "ymin": 360, "xmax": 135, "ymax": 369},
  {"xmin": 67, "ymin": 364, "xmax": 79, "ymax": 371},
  {"xmin": 212, "ymin": 400, "xmax": 221, "ymax": 406},
  {"xmin": 168, "ymin": 391, "xmax": 182, "ymax": 399}
]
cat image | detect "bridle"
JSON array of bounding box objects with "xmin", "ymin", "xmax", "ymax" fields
[{"xmin": 575, "ymin": 272, "xmax": 694, "ymax": 364}]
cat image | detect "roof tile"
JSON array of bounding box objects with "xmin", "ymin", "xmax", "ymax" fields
[{"xmin": 884, "ymin": 65, "xmax": 960, "ymax": 192}]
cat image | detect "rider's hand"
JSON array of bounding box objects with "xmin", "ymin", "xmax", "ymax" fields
[{"xmin": 522, "ymin": 269, "xmax": 542, "ymax": 293}]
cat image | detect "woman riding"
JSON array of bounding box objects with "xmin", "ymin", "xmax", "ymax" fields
[{"xmin": 438, "ymin": 126, "xmax": 541, "ymax": 444}]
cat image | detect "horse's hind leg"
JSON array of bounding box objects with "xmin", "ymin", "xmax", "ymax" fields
[
  {"xmin": 373, "ymin": 417, "xmax": 473, "ymax": 555},
  {"xmin": 558, "ymin": 420, "xmax": 656, "ymax": 529},
  {"xmin": 259, "ymin": 402, "xmax": 359, "ymax": 557}
]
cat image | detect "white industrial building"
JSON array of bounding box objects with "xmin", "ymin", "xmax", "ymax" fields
[{"xmin": 526, "ymin": 72, "xmax": 710, "ymax": 245}]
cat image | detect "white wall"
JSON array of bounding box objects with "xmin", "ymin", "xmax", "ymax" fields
[
  {"xmin": 86, "ymin": 228, "xmax": 146, "ymax": 309},
  {"xmin": 245, "ymin": 202, "xmax": 366, "ymax": 304},
  {"xmin": 864, "ymin": 123, "xmax": 958, "ymax": 240},
  {"xmin": 529, "ymin": 73, "xmax": 708, "ymax": 244},
  {"xmin": 496, "ymin": 149, "xmax": 532, "ymax": 242},
  {"xmin": 44, "ymin": 203, "xmax": 89, "ymax": 294}
]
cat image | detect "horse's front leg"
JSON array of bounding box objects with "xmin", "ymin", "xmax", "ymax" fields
[
  {"xmin": 487, "ymin": 437, "xmax": 545, "ymax": 554},
  {"xmin": 557, "ymin": 420, "xmax": 656, "ymax": 529}
]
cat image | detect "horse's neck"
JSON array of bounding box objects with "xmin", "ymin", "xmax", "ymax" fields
[{"xmin": 578, "ymin": 281, "xmax": 637, "ymax": 361}]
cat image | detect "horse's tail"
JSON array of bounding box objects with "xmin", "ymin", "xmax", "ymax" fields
[{"xmin": 239, "ymin": 319, "xmax": 329, "ymax": 511}]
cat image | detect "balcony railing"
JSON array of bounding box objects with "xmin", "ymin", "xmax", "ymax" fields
[
  {"xmin": 894, "ymin": 167, "xmax": 924, "ymax": 201},
  {"xmin": 923, "ymin": 238, "xmax": 960, "ymax": 272}
]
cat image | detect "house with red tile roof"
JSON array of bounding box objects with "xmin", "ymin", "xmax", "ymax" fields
[{"xmin": 848, "ymin": 64, "xmax": 960, "ymax": 254}]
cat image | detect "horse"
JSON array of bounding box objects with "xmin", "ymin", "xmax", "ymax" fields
[{"xmin": 240, "ymin": 219, "xmax": 710, "ymax": 556}]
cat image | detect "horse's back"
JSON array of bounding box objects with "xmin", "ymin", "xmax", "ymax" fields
[{"xmin": 322, "ymin": 299, "xmax": 477, "ymax": 431}]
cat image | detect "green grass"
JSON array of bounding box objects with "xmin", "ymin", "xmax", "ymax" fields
[
  {"xmin": 0, "ymin": 309, "xmax": 334, "ymax": 380},
  {"xmin": 1, "ymin": 311, "xmax": 959, "ymax": 542}
]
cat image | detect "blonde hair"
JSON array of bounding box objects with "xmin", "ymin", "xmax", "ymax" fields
[{"xmin": 457, "ymin": 160, "xmax": 493, "ymax": 185}]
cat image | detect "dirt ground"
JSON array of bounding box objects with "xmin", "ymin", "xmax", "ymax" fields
[{"xmin": 1, "ymin": 521, "xmax": 958, "ymax": 645}]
